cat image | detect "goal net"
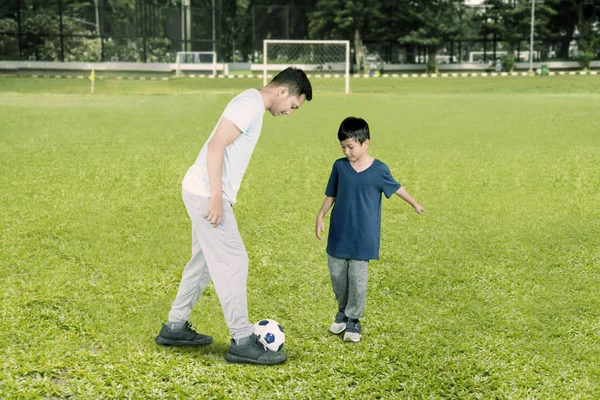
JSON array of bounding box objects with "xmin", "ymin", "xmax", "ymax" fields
[
  {"xmin": 175, "ymin": 51, "xmax": 217, "ymax": 77},
  {"xmin": 263, "ymin": 40, "xmax": 350, "ymax": 94}
]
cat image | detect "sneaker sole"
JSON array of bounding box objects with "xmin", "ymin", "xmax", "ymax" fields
[
  {"xmin": 224, "ymin": 352, "xmax": 286, "ymax": 365},
  {"xmin": 155, "ymin": 336, "xmax": 213, "ymax": 346},
  {"xmin": 329, "ymin": 323, "xmax": 346, "ymax": 334},
  {"xmin": 343, "ymin": 333, "xmax": 361, "ymax": 342}
]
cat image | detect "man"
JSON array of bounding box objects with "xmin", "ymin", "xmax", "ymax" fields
[{"xmin": 156, "ymin": 67, "xmax": 313, "ymax": 365}]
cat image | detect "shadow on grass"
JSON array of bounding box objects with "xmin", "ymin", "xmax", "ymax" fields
[{"xmin": 153, "ymin": 341, "xmax": 230, "ymax": 359}]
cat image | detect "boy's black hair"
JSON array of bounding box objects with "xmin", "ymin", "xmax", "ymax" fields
[
  {"xmin": 338, "ymin": 117, "xmax": 370, "ymax": 144},
  {"xmin": 269, "ymin": 67, "xmax": 313, "ymax": 101}
]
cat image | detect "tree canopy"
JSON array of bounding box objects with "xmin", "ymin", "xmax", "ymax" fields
[{"xmin": 1, "ymin": 0, "xmax": 599, "ymax": 68}]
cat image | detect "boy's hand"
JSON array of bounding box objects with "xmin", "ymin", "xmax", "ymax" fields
[
  {"xmin": 204, "ymin": 197, "xmax": 223, "ymax": 227},
  {"xmin": 414, "ymin": 204, "xmax": 425, "ymax": 214},
  {"xmin": 315, "ymin": 217, "xmax": 325, "ymax": 240}
]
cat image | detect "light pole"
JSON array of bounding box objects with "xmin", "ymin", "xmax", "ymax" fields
[
  {"xmin": 181, "ymin": 0, "xmax": 191, "ymax": 52},
  {"xmin": 181, "ymin": 0, "xmax": 184, "ymax": 52},
  {"xmin": 529, "ymin": 0, "xmax": 535, "ymax": 73},
  {"xmin": 212, "ymin": 0, "xmax": 216, "ymax": 54}
]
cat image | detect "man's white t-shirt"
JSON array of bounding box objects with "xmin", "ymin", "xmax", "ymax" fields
[{"xmin": 182, "ymin": 89, "xmax": 265, "ymax": 205}]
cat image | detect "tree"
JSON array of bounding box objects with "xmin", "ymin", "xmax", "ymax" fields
[
  {"xmin": 571, "ymin": 0, "xmax": 599, "ymax": 68},
  {"xmin": 308, "ymin": 0, "xmax": 385, "ymax": 72},
  {"xmin": 398, "ymin": 0, "xmax": 467, "ymax": 73},
  {"xmin": 243, "ymin": 0, "xmax": 316, "ymax": 62},
  {"xmin": 546, "ymin": 0, "xmax": 577, "ymax": 59},
  {"xmin": 479, "ymin": 0, "xmax": 554, "ymax": 71}
]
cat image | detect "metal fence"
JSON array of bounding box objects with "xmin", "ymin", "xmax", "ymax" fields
[
  {"xmin": 0, "ymin": 1, "xmax": 317, "ymax": 63},
  {"xmin": 365, "ymin": 37, "xmax": 595, "ymax": 66},
  {"xmin": 0, "ymin": 0, "xmax": 223, "ymax": 63},
  {"xmin": 0, "ymin": 1, "xmax": 597, "ymax": 65}
]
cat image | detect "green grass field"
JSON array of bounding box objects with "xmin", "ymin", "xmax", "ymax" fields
[{"xmin": 1, "ymin": 75, "xmax": 600, "ymax": 398}]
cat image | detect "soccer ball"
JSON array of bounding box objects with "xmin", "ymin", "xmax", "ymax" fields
[{"xmin": 253, "ymin": 319, "xmax": 285, "ymax": 352}]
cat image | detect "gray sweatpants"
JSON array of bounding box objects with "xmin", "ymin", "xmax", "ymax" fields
[
  {"xmin": 327, "ymin": 255, "xmax": 369, "ymax": 320},
  {"xmin": 168, "ymin": 190, "xmax": 254, "ymax": 341}
]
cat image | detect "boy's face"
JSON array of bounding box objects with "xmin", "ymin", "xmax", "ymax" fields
[
  {"xmin": 270, "ymin": 87, "xmax": 306, "ymax": 117},
  {"xmin": 340, "ymin": 138, "xmax": 370, "ymax": 162}
]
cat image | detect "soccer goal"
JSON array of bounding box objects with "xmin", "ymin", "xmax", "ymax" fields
[
  {"xmin": 175, "ymin": 51, "xmax": 217, "ymax": 77},
  {"xmin": 263, "ymin": 40, "xmax": 351, "ymax": 94}
]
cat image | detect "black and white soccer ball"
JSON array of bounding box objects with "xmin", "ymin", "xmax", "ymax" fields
[{"xmin": 253, "ymin": 319, "xmax": 285, "ymax": 351}]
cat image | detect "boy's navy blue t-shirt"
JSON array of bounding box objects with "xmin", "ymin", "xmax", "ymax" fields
[{"xmin": 325, "ymin": 158, "xmax": 401, "ymax": 261}]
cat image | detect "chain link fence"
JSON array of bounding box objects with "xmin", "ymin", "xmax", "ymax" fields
[
  {"xmin": 0, "ymin": 1, "xmax": 597, "ymax": 67},
  {"xmin": 0, "ymin": 0, "xmax": 222, "ymax": 63},
  {"xmin": 0, "ymin": 1, "xmax": 316, "ymax": 64}
]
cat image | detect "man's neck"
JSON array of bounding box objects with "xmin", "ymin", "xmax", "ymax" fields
[{"xmin": 258, "ymin": 86, "xmax": 275, "ymax": 111}]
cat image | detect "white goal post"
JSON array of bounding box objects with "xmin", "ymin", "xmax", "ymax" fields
[
  {"xmin": 263, "ymin": 40, "xmax": 351, "ymax": 94},
  {"xmin": 175, "ymin": 51, "xmax": 217, "ymax": 77}
]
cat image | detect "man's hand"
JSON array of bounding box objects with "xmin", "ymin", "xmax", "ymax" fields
[
  {"xmin": 204, "ymin": 117, "xmax": 241, "ymax": 228},
  {"xmin": 204, "ymin": 196, "xmax": 223, "ymax": 227},
  {"xmin": 414, "ymin": 204, "xmax": 425, "ymax": 214}
]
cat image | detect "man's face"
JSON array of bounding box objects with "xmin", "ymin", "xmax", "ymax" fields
[
  {"xmin": 270, "ymin": 87, "xmax": 306, "ymax": 116},
  {"xmin": 340, "ymin": 138, "xmax": 369, "ymax": 162}
]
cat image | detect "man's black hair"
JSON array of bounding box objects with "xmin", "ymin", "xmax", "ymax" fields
[
  {"xmin": 270, "ymin": 67, "xmax": 313, "ymax": 101},
  {"xmin": 338, "ymin": 117, "xmax": 370, "ymax": 144}
]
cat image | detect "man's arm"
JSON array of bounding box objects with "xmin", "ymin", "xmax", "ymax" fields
[
  {"xmin": 204, "ymin": 117, "xmax": 241, "ymax": 226},
  {"xmin": 315, "ymin": 196, "xmax": 336, "ymax": 240},
  {"xmin": 395, "ymin": 187, "xmax": 425, "ymax": 214}
]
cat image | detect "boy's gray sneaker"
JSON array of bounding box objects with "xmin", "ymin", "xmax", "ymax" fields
[
  {"xmin": 329, "ymin": 311, "xmax": 348, "ymax": 334},
  {"xmin": 225, "ymin": 334, "xmax": 287, "ymax": 365},
  {"xmin": 155, "ymin": 321, "xmax": 213, "ymax": 346},
  {"xmin": 343, "ymin": 320, "xmax": 362, "ymax": 342}
]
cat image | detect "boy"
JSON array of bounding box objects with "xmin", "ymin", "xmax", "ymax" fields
[
  {"xmin": 315, "ymin": 117, "xmax": 424, "ymax": 342},
  {"xmin": 156, "ymin": 67, "xmax": 312, "ymax": 365}
]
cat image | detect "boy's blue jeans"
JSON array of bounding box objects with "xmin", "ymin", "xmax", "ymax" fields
[{"xmin": 327, "ymin": 255, "xmax": 369, "ymax": 320}]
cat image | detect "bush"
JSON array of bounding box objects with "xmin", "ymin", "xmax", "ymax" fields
[
  {"xmin": 578, "ymin": 50, "xmax": 595, "ymax": 70},
  {"xmin": 65, "ymin": 38, "xmax": 101, "ymax": 62},
  {"xmin": 426, "ymin": 58, "xmax": 438, "ymax": 74},
  {"xmin": 146, "ymin": 38, "xmax": 175, "ymax": 63},
  {"xmin": 501, "ymin": 54, "xmax": 515, "ymax": 72},
  {"xmin": 103, "ymin": 38, "xmax": 143, "ymax": 62}
]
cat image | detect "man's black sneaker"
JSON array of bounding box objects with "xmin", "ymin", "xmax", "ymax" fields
[
  {"xmin": 155, "ymin": 321, "xmax": 213, "ymax": 346},
  {"xmin": 225, "ymin": 333, "xmax": 287, "ymax": 365}
]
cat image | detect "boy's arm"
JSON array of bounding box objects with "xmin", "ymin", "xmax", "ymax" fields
[
  {"xmin": 205, "ymin": 117, "xmax": 242, "ymax": 227},
  {"xmin": 315, "ymin": 196, "xmax": 336, "ymax": 240},
  {"xmin": 395, "ymin": 187, "xmax": 425, "ymax": 214}
]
